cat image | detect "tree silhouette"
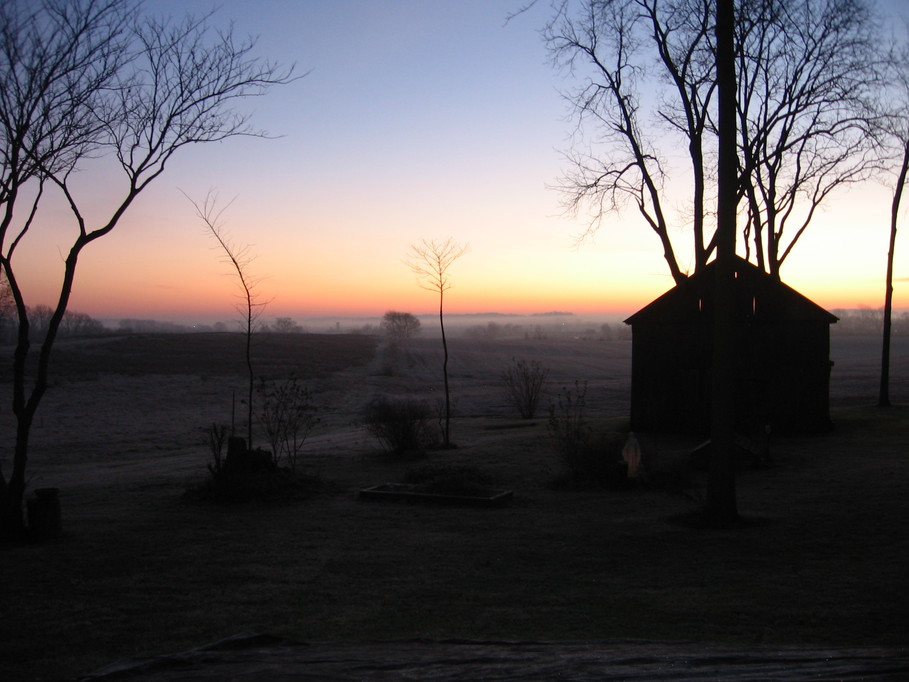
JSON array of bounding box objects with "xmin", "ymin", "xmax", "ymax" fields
[
  {"xmin": 543, "ymin": 0, "xmax": 881, "ymax": 280},
  {"xmin": 0, "ymin": 0, "xmax": 294, "ymax": 540},
  {"xmin": 187, "ymin": 192, "xmax": 267, "ymax": 449},
  {"xmin": 735, "ymin": 0, "xmax": 881, "ymax": 276},
  {"xmin": 382, "ymin": 311, "xmax": 422, "ymax": 340},
  {"xmin": 707, "ymin": 0, "xmax": 739, "ymax": 525},
  {"xmin": 407, "ymin": 238, "xmax": 468, "ymax": 448},
  {"xmin": 878, "ymin": 29, "xmax": 909, "ymax": 408}
]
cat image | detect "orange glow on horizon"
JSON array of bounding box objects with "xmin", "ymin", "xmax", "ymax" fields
[
  {"xmin": 5, "ymin": 1, "xmax": 908, "ymax": 332},
  {"xmin": 59, "ymin": 269, "xmax": 908, "ymax": 324}
]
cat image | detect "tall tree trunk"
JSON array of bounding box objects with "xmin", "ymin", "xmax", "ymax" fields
[
  {"xmin": 880, "ymin": 141, "xmax": 909, "ymax": 407},
  {"xmin": 3, "ymin": 410, "xmax": 34, "ymax": 538},
  {"xmin": 692, "ymin": 136, "xmax": 709, "ymax": 272},
  {"xmin": 439, "ymin": 289, "xmax": 451, "ymax": 447},
  {"xmin": 246, "ymin": 296, "xmax": 254, "ymax": 449},
  {"xmin": 706, "ymin": 0, "xmax": 739, "ymax": 524},
  {"xmin": 3, "ymin": 244, "xmax": 81, "ymax": 539},
  {"xmin": 4, "ymin": 288, "xmax": 32, "ymax": 539}
]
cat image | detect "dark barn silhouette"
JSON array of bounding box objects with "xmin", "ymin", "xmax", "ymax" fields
[{"xmin": 624, "ymin": 257, "xmax": 837, "ymax": 435}]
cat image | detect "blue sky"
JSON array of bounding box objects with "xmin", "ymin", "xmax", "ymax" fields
[{"xmin": 18, "ymin": 0, "xmax": 909, "ymax": 322}]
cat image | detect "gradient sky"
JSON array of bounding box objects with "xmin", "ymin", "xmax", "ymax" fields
[{"xmin": 14, "ymin": 0, "xmax": 909, "ymax": 324}]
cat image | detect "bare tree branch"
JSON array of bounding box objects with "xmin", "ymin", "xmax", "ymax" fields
[
  {"xmin": 0, "ymin": 0, "xmax": 295, "ymax": 538},
  {"xmin": 407, "ymin": 238, "xmax": 468, "ymax": 447},
  {"xmin": 186, "ymin": 190, "xmax": 267, "ymax": 450},
  {"xmin": 542, "ymin": 0, "xmax": 884, "ymax": 281}
]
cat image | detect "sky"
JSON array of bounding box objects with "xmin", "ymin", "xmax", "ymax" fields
[{"xmin": 13, "ymin": 0, "xmax": 909, "ymax": 325}]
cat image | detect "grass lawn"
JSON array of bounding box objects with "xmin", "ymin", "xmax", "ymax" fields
[{"xmin": 1, "ymin": 333, "xmax": 907, "ymax": 679}]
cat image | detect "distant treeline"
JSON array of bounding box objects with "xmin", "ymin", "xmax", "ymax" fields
[
  {"xmin": 461, "ymin": 320, "xmax": 632, "ymax": 341},
  {"xmin": 0, "ymin": 304, "xmax": 106, "ymax": 344},
  {"xmin": 117, "ymin": 319, "xmax": 197, "ymax": 334},
  {"xmin": 830, "ymin": 308, "xmax": 909, "ymax": 335},
  {"xmin": 117, "ymin": 317, "xmax": 325, "ymax": 335},
  {"xmin": 4, "ymin": 308, "xmax": 895, "ymax": 344}
]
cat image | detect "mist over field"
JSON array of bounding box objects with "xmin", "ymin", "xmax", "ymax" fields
[
  {"xmin": 99, "ymin": 307, "xmax": 907, "ymax": 339},
  {"xmin": 101, "ymin": 311, "xmax": 631, "ymax": 337}
]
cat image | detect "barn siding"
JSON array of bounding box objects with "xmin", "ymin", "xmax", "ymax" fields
[{"xmin": 626, "ymin": 258, "xmax": 836, "ymax": 435}]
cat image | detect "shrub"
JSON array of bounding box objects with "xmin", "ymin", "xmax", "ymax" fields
[
  {"xmin": 206, "ymin": 423, "xmax": 228, "ymax": 475},
  {"xmin": 502, "ymin": 357, "xmax": 549, "ymax": 418},
  {"xmin": 188, "ymin": 435, "xmax": 321, "ymax": 504},
  {"xmin": 256, "ymin": 375, "xmax": 319, "ymax": 473},
  {"xmin": 364, "ymin": 396, "xmax": 436, "ymax": 457},
  {"xmin": 547, "ymin": 381, "xmax": 592, "ymax": 462},
  {"xmin": 547, "ymin": 381, "xmax": 626, "ymax": 488}
]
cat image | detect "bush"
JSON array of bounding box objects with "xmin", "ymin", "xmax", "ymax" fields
[
  {"xmin": 547, "ymin": 381, "xmax": 591, "ymax": 462},
  {"xmin": 364, "ymin": 396, "xmax": 436, "ymax": 457},
  {"xmin": 256, "ymin": 375, "xmax": 319, "ymax": 473},
  {"xmin": 188, "ymin": 435, "xmax": 321, "ymax": 504},
  {"xmin": 547, "ymin": 382, "xmax": 626, "ymax": 488},
  {"xmin": 502, "ymin": 357, "xmax": 549, "ymax": 418},
  {"xmin": 206, "ymin": 423, "xmax": 228, "ymax": 475}
]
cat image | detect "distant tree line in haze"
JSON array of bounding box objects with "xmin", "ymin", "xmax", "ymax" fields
[
  {"xmin": 832, "ymin": 308, "xmax": 909, "ymax": 335},
  {"xmin": 463, "ymin": 321, "xmax": 632, "ymax": 341},
  {"xmin": 3, "ymin": 304, "xmax": 898, "ymax": 343},
  {"xmin": 118, "ymin": 317, "xmax": 308, "ymax": 335},
  {"xmin": 0, "ymin": 297, "xmax": 105, "ymax": 343}
]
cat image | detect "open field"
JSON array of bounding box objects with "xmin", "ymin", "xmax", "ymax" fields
[{"xmin": 1, "ymin": 331, "xmax": 908, "ymax": 679}]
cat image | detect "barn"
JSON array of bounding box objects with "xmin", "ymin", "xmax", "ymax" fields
[{"xmin": 623, "ymin": 257, "xmax": 838, "ymax": 435}]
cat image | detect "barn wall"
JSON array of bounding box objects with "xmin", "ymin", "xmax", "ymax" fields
[{"xmin": 630, "ymin": 319, "xmax": 832, "ymax": 435}]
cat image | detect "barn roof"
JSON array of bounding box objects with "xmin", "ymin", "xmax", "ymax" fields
[{"xmin": 624, "ymin": 256, "xmax": 838, "ymax": 326}]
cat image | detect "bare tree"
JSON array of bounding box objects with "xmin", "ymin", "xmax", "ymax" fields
[
  {"xmin": 273, "ymin": 317, "xmax": 302, "ymax": 333},
  {"xmin": 542, "ymin": 0, "xmax": 882, "ymax": 281},
  {"xmin": 708, "ymin": 0, "xmax": 739, "ymax": 525},
  {"xmin": 0, "ymin": 0, "xmax": 294, "ymax": 539},
  {"xmin": 736, "ymin": 0, "xmax": 882, "ymax": 276},
  {"xmin": 878, "ymin": 26, "xmax": 909, "ymax": 407},
  {"xmin": 543, "ymin": 0, "xmax": 705, "ymax": 283},
  {"xmin": 59, "ymin": 310, "xmax": 104, "ymax": 337},
  {"xmin": 381, "ymin": 310, "xmax": 422, "ymax": 340},
  {"xmin": 407, "ymin": 238, "xmax": 468, "ymax": 448},
  {"xmin": 187, "ymin": 192, "xmax": 267, "ymax": 450}
]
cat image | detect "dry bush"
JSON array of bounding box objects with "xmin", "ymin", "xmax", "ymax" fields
[
  {"xmin": 548, "ymin": 381, "xmax": 626, "ymax": 488},
  {"xmin": 502, "ymin": 358, "xmax": 550, "ymax": 418},
  {"xmin": 363, "ymin": 396, "xmax": 437, "ymax": 458},
  {"xmin": 257, "ymin": 375, "xmax": 319, "ymax": 472}
]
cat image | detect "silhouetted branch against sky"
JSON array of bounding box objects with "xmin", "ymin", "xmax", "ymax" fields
[
  {"xmin": 0, "ymin": 0, "xmax": 293, "ymax": 537},
  {"xmin": 185, "ymin": 188, "xmax": 271, "ymax": 449},
  {"xmin": 876, "ymin": 19, "xmax": 909, "ymax": 407},
  {"xmin": 406, "ymin": 236, "xmax": 468, "ymax": 448},
  {"xmin": 541, "ymin": 0, "xmax": 885, "ymax": 280},
  {"xmin": 407, "ymin": 238, "xmax": 470, "ymax": 295},
  {"xmin": 184, "ymin": 189, "xmax": 267, "ymax": 325}
]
